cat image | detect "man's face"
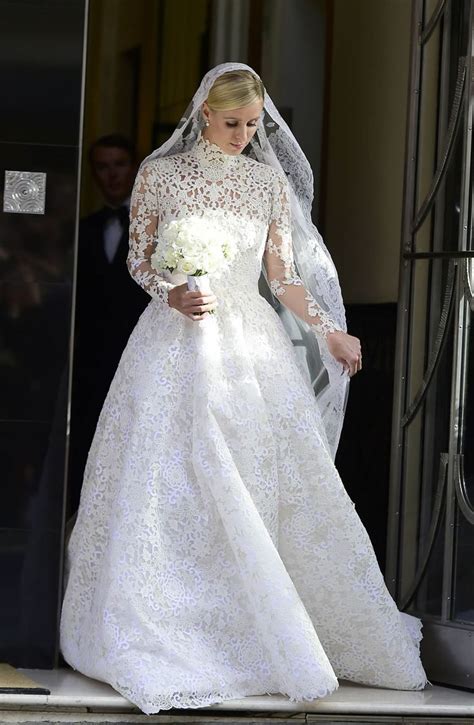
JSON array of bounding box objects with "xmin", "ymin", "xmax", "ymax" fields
[{"xmin": 90, "ymin": 146, "xmax": 137, "ymax": 205}]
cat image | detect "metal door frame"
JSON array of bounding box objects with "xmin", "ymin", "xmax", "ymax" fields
[{"xmin": 386, "ymin": 0, "xmax": 474, "ymax": 688}]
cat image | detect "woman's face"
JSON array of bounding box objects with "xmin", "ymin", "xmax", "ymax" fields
[{"xmin": 201, "ymin": 99, "xmax": 263, "ymax": 155}]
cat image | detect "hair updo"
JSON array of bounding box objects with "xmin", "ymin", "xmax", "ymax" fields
[{"xmin": 206, "ymin": 70, "xmax": 265, "ymax": 111}]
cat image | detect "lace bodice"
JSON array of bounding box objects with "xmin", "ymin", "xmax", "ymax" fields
[{"xmin": 127, "ymin": 136, "xmax": 342, "ymax": 340}]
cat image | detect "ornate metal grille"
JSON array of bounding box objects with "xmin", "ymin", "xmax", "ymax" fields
[{"xmin": 387, "ymin": 0, "xmax": 474, "ymax": 689}]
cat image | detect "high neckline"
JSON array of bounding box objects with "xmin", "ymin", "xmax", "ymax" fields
[{"xmin": 192, "ymin": 133, "xmax": 241, "ymax": 168}]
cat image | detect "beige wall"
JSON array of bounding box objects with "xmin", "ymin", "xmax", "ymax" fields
[
  {"xmin": 323, "ymin": 0, "xmax": 412, "ymax": 304},
  {"xmin": 80, "ymin": 0, "xmax": 160, "ymax": 215},
  {"xmin": 80, "ymin": 0, "xmax": 208, "ymax": 216}
]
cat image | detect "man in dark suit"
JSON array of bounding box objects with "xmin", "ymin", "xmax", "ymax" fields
[{"xmin": 68, "ymin": 134, "xmax": 149, "ymax": 514}]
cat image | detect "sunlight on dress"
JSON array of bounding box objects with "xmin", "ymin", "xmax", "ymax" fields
[{"xmin": 59, "ymin": 136, "xmax": 427, "ymax": 714}]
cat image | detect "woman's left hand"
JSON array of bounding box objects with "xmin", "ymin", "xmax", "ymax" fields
[{"xmin": 325, "ymin": 330, "xmax": 362, "ymax": 377}]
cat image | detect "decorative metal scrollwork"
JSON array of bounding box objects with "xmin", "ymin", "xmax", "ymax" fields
[
  {"xmin": 420, "ymin": 0, "xmax": 449, "ymax": 45},
  {"xmin": 402, "ymin": 260, "xmax": 457, "ymax": 427},
  {"xmin": 400, "ymin": 452, "xmax": 448, "ymax": 610},
  {"xmin": 454, "ymin": 454, "xmax": 474, "ymax": 525},
  {"xmin": 411, "ymin": 59, "xmax": 466, "ymax": 235},
  {"xmin": 464, "ymin": 257, "xmax": 474, "ymax": 310}
]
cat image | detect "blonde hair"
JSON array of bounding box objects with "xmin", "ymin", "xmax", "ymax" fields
[{"xmin": 206, "ymin": 70, "xmax": 264, "ymax": 111}]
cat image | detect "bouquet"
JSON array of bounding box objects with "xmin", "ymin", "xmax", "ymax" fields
[{"xmin": 150, "ymin": 216, "xmax": 236, "ymax": 299}]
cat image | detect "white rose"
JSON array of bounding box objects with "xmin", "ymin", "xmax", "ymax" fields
[
  {"xmin": 184, "ymin": 255, "xmax": 203, "ymax": 272},
  {"xmin": 163, "ymin": 248, "xmax": 177, "ymax": 268},
  {"xmin": 177, "ymin": 258, "xmax": 197, "ymax": 275},
  {"xmin": 179, "ymin": 240, "xmax": 194, "ymax": 258}
]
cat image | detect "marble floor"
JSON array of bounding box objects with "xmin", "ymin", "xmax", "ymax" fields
[{"xmin": 0, "ymin": 668, "xmax": 474, "ymax": 720}]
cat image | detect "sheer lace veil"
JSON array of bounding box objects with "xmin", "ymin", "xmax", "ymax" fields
[{"xmin": 139, "ymin": 61, "xmax": 349, "ymax": 458}]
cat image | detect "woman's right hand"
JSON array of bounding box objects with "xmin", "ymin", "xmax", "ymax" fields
[{"xmin": 168, "ymin": 283, "xmax": 218, "ymax": 321}]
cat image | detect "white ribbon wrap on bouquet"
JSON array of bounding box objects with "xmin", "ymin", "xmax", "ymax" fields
[{"xmin": 187, "ymin": 273, "xmax": 212, "ymax": 295}]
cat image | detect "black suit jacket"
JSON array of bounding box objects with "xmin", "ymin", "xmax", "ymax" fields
[
  {"xmin": 72, "ymin": 205, "xmax": 150, "ymax": 434},
  {"xmin": 74, "ymin": 206, "xmax": 149, "ymax": 379},
  {"xmin": 68, "ymin": 206, "xmax": 149, "ymax": 512}
]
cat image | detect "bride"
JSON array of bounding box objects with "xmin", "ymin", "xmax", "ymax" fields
[{"xmin": 60, "ymin": 62, "xmax": 427, "ymax": 714}]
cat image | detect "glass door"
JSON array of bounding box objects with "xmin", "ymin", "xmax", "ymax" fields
[{"xmin": 387, "ymin": 0, "xmax": 474, "ymax": 688}]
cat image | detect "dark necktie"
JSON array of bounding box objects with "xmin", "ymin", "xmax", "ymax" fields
[{"xmin": 103, "ymin": 204, "xmax": 129, "ymax": 226}]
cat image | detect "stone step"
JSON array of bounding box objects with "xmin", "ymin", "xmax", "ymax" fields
[
  {"xmin": 1, "ymin": 712, "xmax": 474, "ymax": 725},
  {"xmin": 0, "ymin": 670, "xmax": 473, "ymax": 724}
]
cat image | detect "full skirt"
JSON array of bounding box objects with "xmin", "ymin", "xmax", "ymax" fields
[{"xmin": 60, "ymin": 294, "xmax": 427, "ymax": 714}]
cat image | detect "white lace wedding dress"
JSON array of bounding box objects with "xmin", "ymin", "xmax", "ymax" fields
[{"xmin": 60, "ymin": 135, "xmax": 427, "ymax": 714}]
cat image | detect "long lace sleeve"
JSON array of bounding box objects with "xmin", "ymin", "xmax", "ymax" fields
[
  {"xmin": 127, "ymin": 161, "xmax": 176, "ymax": 305},
  {"xmin": 263, "ymin": 170, "xmax": 343, "ymax": 340}
]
